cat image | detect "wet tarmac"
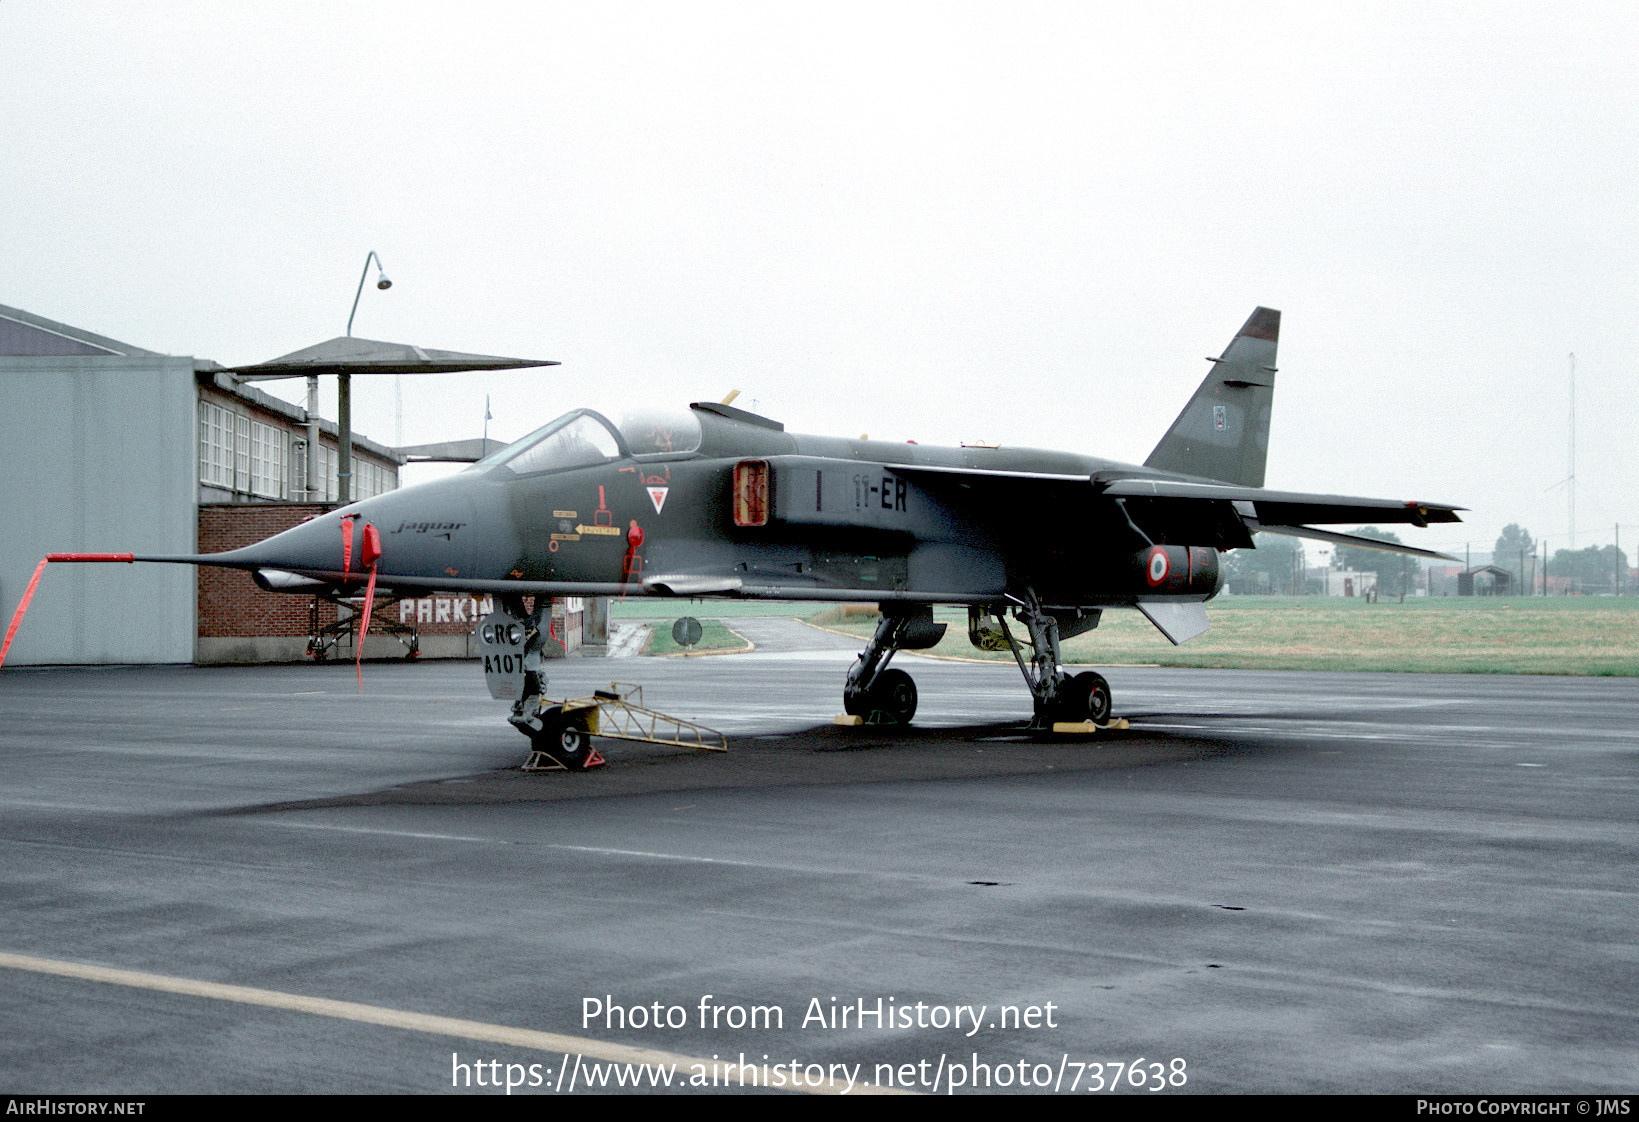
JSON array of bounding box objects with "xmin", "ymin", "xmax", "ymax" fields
[{"xmin": 2, "ymin": 617, "xmax": 1635, "ymax": 1094}]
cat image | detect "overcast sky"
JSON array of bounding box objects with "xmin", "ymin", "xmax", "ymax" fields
[{"xmin": 3, "ymin": 2, "xmax": 1634, "ymax": 559}]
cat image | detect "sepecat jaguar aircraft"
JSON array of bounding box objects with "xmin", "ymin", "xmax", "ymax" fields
[{"xmin": 4, "ymin": 307, "xmax": 1460, "ymax": 766}]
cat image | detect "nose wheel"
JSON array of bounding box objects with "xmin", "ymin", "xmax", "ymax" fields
[{"xmin": 526, "ymin": 707, "xmax": 604, "ymax": 771}]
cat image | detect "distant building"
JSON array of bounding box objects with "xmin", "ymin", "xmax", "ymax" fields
[
  {"xmin": 1305, "ymin": 565, "xmax": 1378, "ymax": 598},
  {"xmin": 1458, "ymin": 565, "xmax": 1512, "ymax": 596}
]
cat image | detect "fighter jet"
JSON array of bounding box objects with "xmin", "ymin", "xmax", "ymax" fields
[{"xmin": 8, "ymin": 307, "xmax": 1460, "ymax": 767}]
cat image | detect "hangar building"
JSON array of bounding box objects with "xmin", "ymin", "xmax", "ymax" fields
[{"xmin": 0, "ymin": 302, "xmax": 593, "ymax": 665}]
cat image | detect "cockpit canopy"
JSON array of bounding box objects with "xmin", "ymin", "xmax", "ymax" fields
[
  {"xmin": 475, "ymin": 407, "xmax": 703, "ymax": 475},
  {"xmin": 618, "ymin": 406, "xmax": 704, "ymax": 456}
]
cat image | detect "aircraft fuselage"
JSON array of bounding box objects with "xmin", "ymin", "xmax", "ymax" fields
[{"xmin": 239, "ymin": 404, "xmax": 1225, "ymax": 614}]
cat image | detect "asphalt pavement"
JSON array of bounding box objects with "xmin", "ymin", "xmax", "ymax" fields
[{"xmin": 1, "ymin": 616, "xmax": 1635, "ymax": 1095}]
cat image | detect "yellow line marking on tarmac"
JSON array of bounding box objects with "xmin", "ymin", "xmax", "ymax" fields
[{"xmin": 0, "ymin": 951, "xmax": 910, "ymax": 1096}]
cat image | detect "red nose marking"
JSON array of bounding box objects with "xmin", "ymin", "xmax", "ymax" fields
[{"xmin": 341, "ymin": 514, "xmax": 357, "ymax": 575}]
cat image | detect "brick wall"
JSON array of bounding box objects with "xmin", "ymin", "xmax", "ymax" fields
[
  {"xmin": 197, "ymin": 505, "xmax": 588, "ymax": 659},
  {"xmin": 198, "ymin": 503, "xmax": 334, "ymax": 637}
]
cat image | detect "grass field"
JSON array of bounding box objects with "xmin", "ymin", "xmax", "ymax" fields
[
  {"xmin": 641, "ymin": 617, "xmax": 753, "ymax": 656},
  {"xmin": 807, "ymin": 597, "xmax": 1639, "ymax": 676}
]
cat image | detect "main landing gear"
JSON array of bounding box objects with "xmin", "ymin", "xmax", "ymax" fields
[
  {"xmin": 985, "ymin": 592, "xmax": 1113, "ymax": 729},
  {"xmin": 840, "ymin": 597, "xmax": 1117, "ymax": 730},
  {"xmin": 841, "ymin": 605, "xmax": 947, "ymax": 724}
]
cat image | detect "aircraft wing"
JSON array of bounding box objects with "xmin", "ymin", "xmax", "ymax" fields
[
  {"xmin": 1096, "ymin": 476, "xmax": 1463, "ymax": 529},
  {"xmin": 882, "ymin": 464, "xmax": 1460, "ymax": 527},
  {"xmin": 886, "ymin": 463, "xmax": 1461, "ymax": 557},
  {"xmin": 875, "ymin": 462, "xmax": 1093, "ymax": 484},
  {"xmin": 1097, "ymin": 475, "xmax": 1463, "ymax": 561}
]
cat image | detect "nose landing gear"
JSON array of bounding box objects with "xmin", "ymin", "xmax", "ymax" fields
[{"xmin": 523, "ymin": 705, "xmax": 604, "ymax": 771}]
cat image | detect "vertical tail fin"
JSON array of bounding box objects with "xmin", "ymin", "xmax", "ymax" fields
[{"xmin": 1144, "ymin": 306, "xmax": 1280, "ymax": 487}]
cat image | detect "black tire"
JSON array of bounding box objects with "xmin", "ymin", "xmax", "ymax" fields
[
  {"xmin": 1050, "ymin": 673, "xmax": 1112, "ymax": 724},
  {"xmin": 843, "ymin": 686, "xmax": 865, "ymax": 717},
  {"xmin": 534, "ymin": 713, "xmax": 593, "ymax": 770},
  {"xmin": 871, "ymin": 668, "xmax": 918, "ymax": 724},
  {"xmin": 1046, "ymin": 675, "xmax": 1086, "ymax": 723}
]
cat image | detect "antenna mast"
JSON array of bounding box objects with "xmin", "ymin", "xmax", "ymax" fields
[{"xmin": 1568, "ymin": 353, "xmax": 1576, "ymax": 552}]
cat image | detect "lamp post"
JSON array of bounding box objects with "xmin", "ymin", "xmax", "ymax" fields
[
  {"xmin": 347, "ymin": 251, "xmax": 392, "ymax": 337},
  {"xmin": 327, "ymin": 251, "xmax": 393, "ymax": 504}
]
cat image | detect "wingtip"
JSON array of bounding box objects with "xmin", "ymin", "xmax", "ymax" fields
[{"xmin": 1406, "ymin": 502, "xmax": 1466, "ymax": 526}]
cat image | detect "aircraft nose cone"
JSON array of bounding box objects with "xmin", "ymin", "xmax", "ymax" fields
[
  {"xmin": 213, "ymin": 473, "xmax": 485, "ymax": 584},
  {"xmin": 232, "ymin": 506, "xmax": 373, "ymax": 578}
]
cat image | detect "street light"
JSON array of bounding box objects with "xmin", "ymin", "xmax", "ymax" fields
[
  {"xmin": 347, "ymin": 251, "xmax": 392, "ymax": 337},
  {"xmin": 326, "ymin": 251, "xmax": 394, "ymax": 504}
]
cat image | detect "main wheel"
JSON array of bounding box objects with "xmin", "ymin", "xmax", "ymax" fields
[
  {"xmin": 871, "ymin": 668, "xmax": 918, "ymax": 724},
  {"xmin": 843, "ymin": 686, "xmax": 866, "ymax": 717},
  {"xmin": 1048, "ymin": 672, "xmax": 1113, "ymax": 724},
  {"xmin": 1076, "ymin": 671, "xmax": 1112, "ymax": 724}
]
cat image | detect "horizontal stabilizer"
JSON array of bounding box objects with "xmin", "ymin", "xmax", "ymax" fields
[
  {"xmin": 1252, "ymin": 525, "xmax": 1459, "ymax": 562},
  {"xmin": 1136, "ymin": 600, "xmax": 1210, "ymax": 645}
]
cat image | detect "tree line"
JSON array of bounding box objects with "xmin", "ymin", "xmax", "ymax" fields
[{"xmin": 1221, "ymin": 522, "xmax": 1630, "ymax": 595}]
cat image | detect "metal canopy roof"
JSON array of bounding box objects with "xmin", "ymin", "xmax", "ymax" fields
[
  {"xmin": 219, "ymin": 336, "xmax": 558, "ymax": 380},
  {"xmin": 395, "ymin": 437, "xmax": 509, "ymax": 463}
]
